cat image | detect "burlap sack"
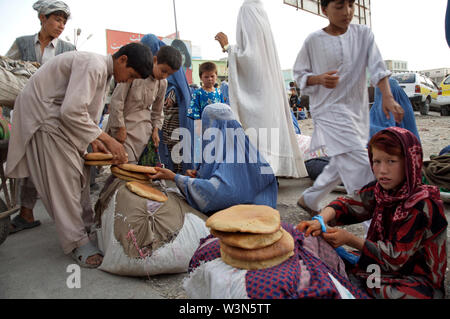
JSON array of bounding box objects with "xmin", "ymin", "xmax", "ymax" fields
[{"xmin": 0, "ymin": 56, "xmax": 38, "ymax": 108}]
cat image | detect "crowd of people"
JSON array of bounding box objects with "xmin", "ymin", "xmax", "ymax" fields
[{"xmin": 1, "ymin": 0, "xmax": 448, "ymax": 299}]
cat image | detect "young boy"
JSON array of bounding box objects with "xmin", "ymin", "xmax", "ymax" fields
[
  {"xmin": 187, "ymin": 62, "xmax": 224, "ymax": 120},
  {"xmin": 7, "ymin": 0, "xmax": 76, "ymax": 234},
  {"xmin": 6, "ymin": 43, "xmax": 153, "ymax": 268},
  {"xmin": 106, "ymin": 45, "xmax": 182, "ymax": 164},
  {"xmin": 293, "ymin": 0, "xmax": 404, "ymax": 214}
]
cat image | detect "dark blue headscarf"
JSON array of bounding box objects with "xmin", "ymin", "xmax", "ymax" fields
[
  {"xmin": 173, "ymin": 103, "xmax": 278, "ymax": 215},
  {"xmin": 140, "ymin": 34, "xmax": 194, "ymax": 172},
  {"xmin": 369, "ymin": 78, "xmax": 421, "ymax": 143}
]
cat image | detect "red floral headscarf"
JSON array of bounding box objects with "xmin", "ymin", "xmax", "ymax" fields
[{"xmin": 367, "ymin": 127, "xmax": 442, "ymax": 239}]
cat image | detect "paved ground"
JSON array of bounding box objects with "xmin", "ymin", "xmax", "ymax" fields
[
  {"xmin": 0, "ymin": 111, "xmax": 448, "ymax": 299},
  {"xmin": 0, "ymin": 176, "xmax": 448, "ymax": 299}
]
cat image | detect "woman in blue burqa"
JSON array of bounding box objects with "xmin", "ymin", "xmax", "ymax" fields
[
  {"xmin": 149, "ymin": 103, "xmax": 278, "ymax": 215},
  {"xmin": 139, "ymin": 34, "xmax": 194, "ymax": 173},
  {"xmin": 369, "ymin": 77, "xmax": 421, "ymax": 143}
]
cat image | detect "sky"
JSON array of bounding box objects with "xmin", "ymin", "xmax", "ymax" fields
[{"xmin": 0, "ymin": 0, "xmax": 448, "ymax": 72}]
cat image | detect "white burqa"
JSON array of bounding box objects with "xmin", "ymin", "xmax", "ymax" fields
[{"xmin": 227, "ymin": 0, "xmax": 307, "ymax": 178}]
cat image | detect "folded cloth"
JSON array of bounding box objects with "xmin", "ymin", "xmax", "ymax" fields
[{"xmin": 422, "ymin": 154, "xmax": 450, "ymax": 191}]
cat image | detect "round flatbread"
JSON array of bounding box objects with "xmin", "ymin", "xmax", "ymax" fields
[
  {"xmin": 112, "ymin": 171, "xmax": 144, "ymax": 182},
  {"xmin": 126, "ymin": 181, "xmax": 168, "ymax": 202},
  {"xmin": 84, "ymin": 152, "xmax": 113, "ymax": 161},
  {"xmin": 84, "ymin": 160, "xmax": 113, "ymax": 166},
  {"xmin": 211, "ymin": 228, "xmax": 283, "ymax": 250},
  {"xmin": 117, "ymin": 163, "xmax": 157, "ymax": 174},
  {"xmin": 206, "ymin": 205, "xmax": 280, "ymax": 234},
  {"xmin": 219, "ymin": 228, "xmax": 294, "ymax": 262},
  {"xmin": 111, "ymin": 166, "xmax": 148, "ymax": 181},
  {"xmin": 220, "ymin": 248, "xmax": 294, "ymax": 270}
]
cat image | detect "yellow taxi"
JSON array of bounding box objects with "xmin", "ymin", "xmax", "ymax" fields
[
  {"xmin": 437, "ymin": 74, "xmax": 450, "ymax": 116},
  {"xmin": 391, "ymin": 72, "xmax": 439, "ymax": 115}
]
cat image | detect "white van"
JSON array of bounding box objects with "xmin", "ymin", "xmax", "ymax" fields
[{"xmin": 391, "ymin": 73, "xmax": 439, "ymax": 115}]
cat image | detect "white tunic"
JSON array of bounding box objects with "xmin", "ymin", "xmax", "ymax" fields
[
  {"xmin": 226, "ymin": 0, "xmax": 307, "ymax": 178},
  {"xmin": 293, "ymin": 24, "xmax": 391, "ymax": 157},
  {"xmin": 6, "ymin": 51, "xmax": 111, "ymax": 178}
]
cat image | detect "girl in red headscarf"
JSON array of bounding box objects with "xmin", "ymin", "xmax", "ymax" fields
[{"xmin": 297, "ymin": 127, "xmax": 448, "ymax": 299}]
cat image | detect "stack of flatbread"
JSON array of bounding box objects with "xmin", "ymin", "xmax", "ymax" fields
[
  {"xmin": 206, "ymin": 205, "xmax": 295, "ymax": 270},
  {"xmin": 111, "ymin": 163, "xmax": 156, "ymax": 182},
  {"xmin": 84, "ymin": 152, "xmax": 114, "ymax": 166}
]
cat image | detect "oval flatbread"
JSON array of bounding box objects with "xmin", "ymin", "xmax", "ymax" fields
[
  {"xmin": 211, "ymin": 228, "xmax": 283, "ymax": 250},
  {"xmin": 84, "ymin": 160, "xmax": 113, "ymax": 166},
  {"xmin": 126, "ymin": 181, "xmax": 168, "ymax": 202},
  {"xmin": 206, "ymin": 205, "xmax": 280, "ymax": 234},
  {"xmin": 219, "ymin": 228, "xmax": 294, "ymax": 262},
  {"xmin": 117, "ymin": 163, "xmax": 157, "ymax": 174},
  {"xmin": 220, "ymin": 248, "xmax": 294, "ymax": 270},
  {"xmin": 112, "ymin": 171, "xmax": 144, "ymax": 182},
  {"xmin": 84, "ymin": 152, "xmax": 113, "ymax": 161},
  {"xmin": 111, "ymin": 166, "xmax": 148, "ymax": 181}
]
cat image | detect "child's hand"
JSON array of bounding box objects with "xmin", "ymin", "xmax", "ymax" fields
[
  {"xmin": 115, "ymin": 127, "xmax": 127, "ymax": 144},
  {"xmin": 186, "ymin": 169, "xmax": 197, "ymax": 178},
  {"xmin": 215, "ymin": 32, "xmax": 229, "ymax": 51},
  {"xmin": 322, "ymin": 228, "xmax": 351, "ymax": 248},
  {"xmin": 296, "ymin": 220, "xmax": 323, "ymax": 237},
  {"xmin": 148, "ymin": 167, "xmax": 176, "ymax": 181},
  {"xmin": 152, "ymin": 128, "xmax": 160, "ymax": 148},
  {"xmin": 382, "ymin": 96, "xmax": 405, "ymax": 124},
  {"xmin": 319, "ymin": 70, "xmax": 340, "ymax": 89}
]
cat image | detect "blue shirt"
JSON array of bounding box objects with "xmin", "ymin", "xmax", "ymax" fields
[{"xmin": 187, "ymin": 87, "xmax": 224, "ymax": 120}]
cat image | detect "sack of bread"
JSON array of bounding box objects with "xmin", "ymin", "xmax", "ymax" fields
[{"xmin": 96, "ymin": 183, "xmax": 210, "ymax": 277}]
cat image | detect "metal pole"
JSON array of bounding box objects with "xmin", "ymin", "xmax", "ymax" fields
[{"xmin": 173, "ymin": 0, "xmax": 179, "ymax": 39}]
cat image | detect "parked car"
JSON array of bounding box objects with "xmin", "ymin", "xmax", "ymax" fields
[
  {"xmin": 436, "ymin": 74, "xmax": 450, "ymax": 116},
  {"xmin": 391, "ymin": 72, "xmax": 439, "ymax": 115}
]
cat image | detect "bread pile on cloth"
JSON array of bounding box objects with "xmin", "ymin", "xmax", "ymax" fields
[
  {"xmin": 94, "ymin": 177, "xmax": 210, "ymax": 277},
  {"xmin": 206, "ymin": 205, "xmax": 294, "ymax": 270},
  {"xmin": 183, "ymin": 205, "xmax": 370, "ymax": 299}
]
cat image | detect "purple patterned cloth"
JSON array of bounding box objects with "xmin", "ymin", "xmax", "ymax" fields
[{"xmin": 188, "ymin": 223, "xmax": 370, "ymax": 299}]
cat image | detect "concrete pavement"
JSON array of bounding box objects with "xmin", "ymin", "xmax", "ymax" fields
[{"xmin": 0, "ymin": 177, "xmax": 448, "ymax": 299}]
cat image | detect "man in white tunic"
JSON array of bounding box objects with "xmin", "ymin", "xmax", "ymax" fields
[
  {"xmin": 293, "ymin": 0, "xmax": 404, "ymax": 213},
  {"xmin": 215, "ymin": 0, "xmax": 307, "ymax": 178},
  {"xmin": 6, "ymin": 43, "xmax": 153, "ymax": 267}
]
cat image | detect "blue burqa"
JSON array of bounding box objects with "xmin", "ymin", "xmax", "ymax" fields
[
  {"xmin": 174, "ymin": 103, "xmax": 278, "ymax": 215},
  {"xmin": 369, "ymin": 78, "xmax": 421, "ymax": 143},
  {"xmin": 140, "ymin": 34, "xmax": 194, "ymax": 172}
]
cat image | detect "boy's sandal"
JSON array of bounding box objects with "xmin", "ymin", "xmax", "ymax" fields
[
  {"xmin": 9, "ymin": 215, "xmax": 41, "ymax": 234},
  {"xmin": 297, "ymin": 196, "xmax": 318, "ymax": 216},
  {"xmin": 71, "ymin": 241, "xmax": 103, "ymax": 269}
]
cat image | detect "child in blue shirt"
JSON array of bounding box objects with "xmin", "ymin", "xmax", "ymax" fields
[{"xmin": 187, "ymin": 61, "xmax": 224, "ymax": 119}]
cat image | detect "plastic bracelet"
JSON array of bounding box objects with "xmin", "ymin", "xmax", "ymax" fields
[
  {"xmin": 222, "ymin": 44, "xmax": 230, "ymax": 52},
  {"xmin": 312, "ymin": 215, "xmax": 327, "ymax": 233}
]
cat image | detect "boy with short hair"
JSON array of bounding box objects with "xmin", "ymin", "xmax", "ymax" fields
[
  {"xmin": 293, "ymin": 0, "xmax": 404, "ymax": 214},
  {"xmin": 6, "ymin": 42, "xmax": 153, "ymax": 268},
  {"xmin": 187, "ymin": 61, "xmax": 224, "ymax": 120},
  {"xmin": 106, "ymin": 45, "xmax": 182, "ymax": 164}
]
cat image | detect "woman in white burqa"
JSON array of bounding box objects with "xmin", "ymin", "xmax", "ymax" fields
[{"xmin": 215, "ymin": 0, "xmax": 307, "ymax": 178}]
